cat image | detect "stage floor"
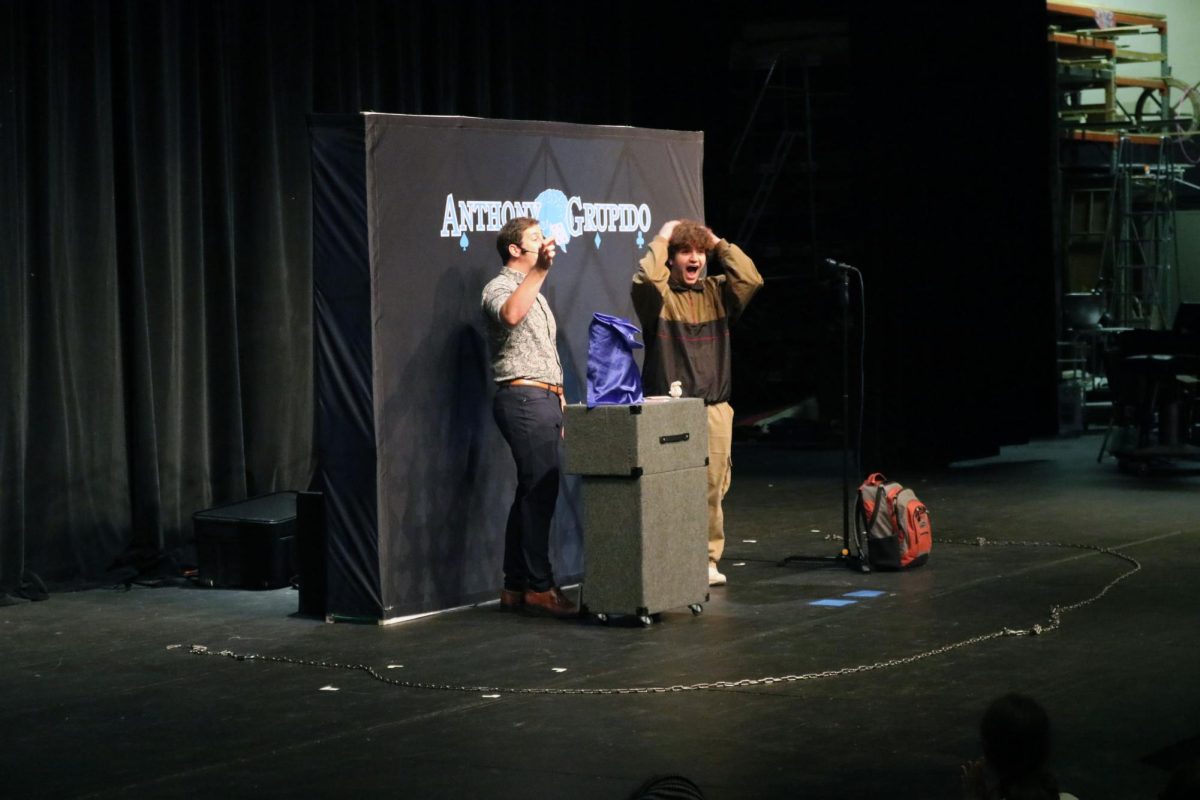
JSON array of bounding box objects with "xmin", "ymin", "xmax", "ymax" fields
[{"xmin": 4, "ymin": 433, "xmax": 1198, "ymax": 799}]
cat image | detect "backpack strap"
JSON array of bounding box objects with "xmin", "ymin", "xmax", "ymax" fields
[
  {"xmin": 865, "ymin": 484, "xmax": 887, "ymax": 532},
  {"xmin": 884, "ymin": 485, "xmax": 905, "ymax": 534},
  {"xmin": 853, "ymin": 494, "xmax": 870, "ymax": 561}
]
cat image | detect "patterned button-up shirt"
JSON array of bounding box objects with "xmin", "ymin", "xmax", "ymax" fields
[{"xmin": 481, "ymin": 267, "xmax": 563, "ymax": 385}]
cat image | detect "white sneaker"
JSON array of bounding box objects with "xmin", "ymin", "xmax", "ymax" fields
[{"xmin": 708, "ymin": 563, "xmax": 727, "ymax": 586}]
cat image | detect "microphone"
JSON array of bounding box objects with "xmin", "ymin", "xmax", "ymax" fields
[
  {"xmin": 522, "ymin": 239, "xmax": 556, "ymax": 256},
  {"xmin": 819, "ymin": 258, "xmax": 852, "ymax": 280}
]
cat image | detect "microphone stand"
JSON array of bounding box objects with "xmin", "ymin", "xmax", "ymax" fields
[{"xmin": 781, "ymin": 260, "xmax": 869, "ymax": 572}]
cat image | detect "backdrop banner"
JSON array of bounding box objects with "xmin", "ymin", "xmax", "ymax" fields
[{"xmin": 310, "ymin": 113, "xmax": 704, "ymax": 620}]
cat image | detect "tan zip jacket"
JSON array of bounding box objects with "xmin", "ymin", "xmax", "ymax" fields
[{"xmin": 631, "ymin": 237, "xmax": 762, "ymax": 404}]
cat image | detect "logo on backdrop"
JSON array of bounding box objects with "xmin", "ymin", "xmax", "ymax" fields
[{"xmin": 440, "ymin": 189, "xmax": 653, "ymax": 253}]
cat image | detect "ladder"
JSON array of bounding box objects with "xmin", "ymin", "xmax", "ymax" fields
[{"xmin": 1108, "ymin": 136, "xmax": 1176, "ymax": 328}]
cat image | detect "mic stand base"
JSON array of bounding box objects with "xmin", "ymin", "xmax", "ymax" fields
[
  {"xmin": 780, "ymin": 266, "xmax": 869, "ymax": 575},
  {"xmin": 779, "ymin": 550, "xmax": 870, "ymax": 573}
]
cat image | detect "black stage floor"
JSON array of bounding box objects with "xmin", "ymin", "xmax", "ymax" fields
[{"xmin": 4, "ymin": 433, "xmax": 1199, "ymax": 799}]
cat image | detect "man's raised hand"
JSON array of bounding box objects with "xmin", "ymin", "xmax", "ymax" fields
[{"xmin": 536, "ymin": 238, "xmax": 557, "ymax": 271}]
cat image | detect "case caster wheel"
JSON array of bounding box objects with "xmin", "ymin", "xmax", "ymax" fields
[
  {"xmin": 689, "ymin": 604, "xmax": 703, "ymax": 616},
  {"xmin": 638, "ymin": 615, "xmax": 653, "ymax": 627}
]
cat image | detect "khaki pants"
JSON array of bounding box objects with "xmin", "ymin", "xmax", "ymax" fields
[{"xmin": 706, "ymin": 402, "xmax": 734, "ymax": 565}]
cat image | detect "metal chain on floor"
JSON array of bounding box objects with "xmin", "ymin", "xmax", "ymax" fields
[{"xmin": 177, "ymin": 537, "xmax": 1141, "ymax": 696}]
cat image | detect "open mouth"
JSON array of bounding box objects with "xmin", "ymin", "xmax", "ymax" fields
[{"xmin": 685, "ymin": 265, "xmax": 701, "ymax": 279}]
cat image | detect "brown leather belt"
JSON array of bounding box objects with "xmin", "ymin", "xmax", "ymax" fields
[{"xmin": 505, "ymin": 379, "xmax": 563, "ymax": 396}]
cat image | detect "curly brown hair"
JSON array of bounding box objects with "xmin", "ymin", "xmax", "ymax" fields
[{"xmin": 667, "ymin": 219, "xmax": 712, "ymax": 260}]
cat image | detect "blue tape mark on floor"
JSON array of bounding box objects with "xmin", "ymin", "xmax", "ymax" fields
[
  {"xmin": 809, "ymin": 598, "xmax": 857, "ymax": 607},
  {"xmin": 844, "ymin": 590, "xmax": 885, "ymax": 598}
]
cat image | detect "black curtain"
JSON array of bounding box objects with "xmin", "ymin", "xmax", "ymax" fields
[
  {"xmin": 3, "ymin": 0, "xmax": 1053, "ymax": 590},
  {"xmin": 849, "ymin": 3, "xmax": 1057, "ymax": 467},
  {"xmin": 0, "ymin": 0, "xmax": 726, "ymax": 590}
]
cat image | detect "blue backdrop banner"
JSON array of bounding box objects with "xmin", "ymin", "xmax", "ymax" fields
[{"xmin": 310, "ymin": 114, "xmax": 704, "ymax": 619}]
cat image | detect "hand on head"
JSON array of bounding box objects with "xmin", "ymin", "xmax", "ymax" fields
[{"xmin": 659, "ymin": 219, "xmax": 720, "ymax": 249}]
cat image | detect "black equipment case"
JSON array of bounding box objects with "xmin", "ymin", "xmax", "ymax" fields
[{"xmin": 193, "ymin": 492, "xmax": 298, "ymax": 589}]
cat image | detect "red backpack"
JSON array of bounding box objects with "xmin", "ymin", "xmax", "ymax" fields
[{"xmin": 854, "ymin": 473, "xmax": 932, "ymax": 570}]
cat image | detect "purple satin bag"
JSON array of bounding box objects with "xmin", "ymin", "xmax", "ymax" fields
[{"xmin": 586, "ymin": 313, "xmax": 645, "ymax": 408}]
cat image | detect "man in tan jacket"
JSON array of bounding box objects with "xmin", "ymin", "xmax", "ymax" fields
[{"xmin": 632, "ymin": 219, "xmax": 763, "ymax": 586}]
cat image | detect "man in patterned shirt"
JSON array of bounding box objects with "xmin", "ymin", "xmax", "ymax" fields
[{"xmin": 480, "ymin": 216, "xmax": 577, "ymax": 619}]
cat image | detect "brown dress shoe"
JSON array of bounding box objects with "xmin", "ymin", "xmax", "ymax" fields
[
  {"xmin": 522, "ymin": 587, "xmax": 579, "ymax": 619},
  {"xmin": 499, "ymin": 588, "xmax": 524, "ymax": 611}
]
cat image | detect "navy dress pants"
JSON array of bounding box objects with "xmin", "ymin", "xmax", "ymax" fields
[{"xmin": 493, "ymin": 385, "xmax": 562, "ymax": 593}]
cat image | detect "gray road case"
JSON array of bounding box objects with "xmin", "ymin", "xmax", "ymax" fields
[{"xmin": 564, "ymin": 398, "xmax": 709, "ymax": 625}]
